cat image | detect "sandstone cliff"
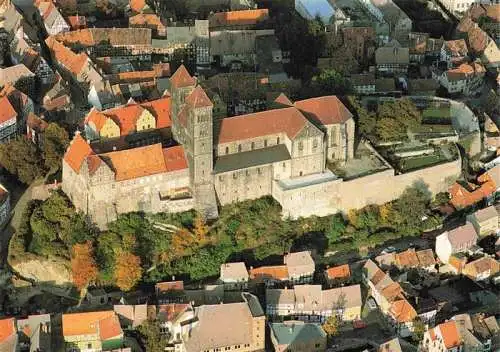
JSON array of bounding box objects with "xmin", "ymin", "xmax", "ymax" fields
[{"xmin": 10, "ymin": 256, "xmax": 72, "ymax": 286}]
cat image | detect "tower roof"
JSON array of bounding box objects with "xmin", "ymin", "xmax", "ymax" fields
[
  {"xmin": 170, "ymin": 65, "xmax": 196, "ymax": 88},
  {"xmin": 186, "ymin": 86, "xmax": 213, "ymax": 108}
]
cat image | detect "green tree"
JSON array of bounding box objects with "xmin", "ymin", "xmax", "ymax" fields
[
  {"xmin": 412, "ymin": 317, "xmax": 426, "ymax": 342},
  {"xmin": 0, "ymin": 138, "xmax": 45, "ymax": 184},
  {"xmin": 137, "ymin": 320, "xmax": 169, "ymax": 352},
  {"xmin": 313, "ymin": 69, "xmax": 353, "ymax": 95},
  {"xmin": 326, "ymin": 214, "xmax": 346, "ymax": 246},
  {"xmin": 375, "ymin": 117, "xmax": 405, "ymax": 141},
  {"xmin": 42, "ymin": 123, "xmax": 69, "ymax": 171}
]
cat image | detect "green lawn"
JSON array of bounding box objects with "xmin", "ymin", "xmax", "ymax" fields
[
  {"xmin": 398, "ymin": 154, "xmax": 446, "ymax": 172},
  {"xmin": 422, "ymin": 107, "xmax": 452, "ymax": 119}
]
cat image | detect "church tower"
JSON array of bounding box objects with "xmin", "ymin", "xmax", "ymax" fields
[{"xmin": 170, "ymin": 65, "xmax": 218, "ymax": 219}]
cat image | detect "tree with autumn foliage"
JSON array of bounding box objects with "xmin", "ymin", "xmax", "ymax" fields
[
  {"xmin": 71, "ymin": 241, "xmax": 98, "ymax": 291},
  {"xmin": 114, "ymin": 251, "xmax": 142, "ymax": 291}
]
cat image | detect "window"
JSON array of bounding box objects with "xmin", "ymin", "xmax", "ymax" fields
[
  {"xmin": 257, "ymin": 168, "xmax": 261, "ymax": 175},
  {"xmin": 264, "ymin": 139, "xmax": 268, "ymax": 147},
  {"xmin": 225, "ymin": 146, "xmax": 229, "ymax": 154},
  {"xmin": 282, "ymin": 162, "xmax": 286, "ymax": 169},
  {"xmin": 233, "ymin": 173, "xmax": 237, "ymax": 179},
  {"xmin": 315, "ymin": 343, "xmax": 321, "ymax": 348},
  {"xmin": 298, "ymin": 141, "xmax": 303, "ymax": 151},
  {"xmin": 251, "ymin": 141, "xmax": 255, "ymax": 150},
  {"xmin": 313, "ymin": 138, "xmax": 318, "ymax": 148},
  {"xmin": 277, "ymin": 136, "xmax": 280, "ymax": 144},
  {"xmin": 238, "ymin": 144, "xmax": 242, "ymax": 152}
]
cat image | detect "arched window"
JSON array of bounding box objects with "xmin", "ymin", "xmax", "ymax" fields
[
  {"xmin": 277, "ymin": 137, "xmax": 280, "ymax": 144},
  {"xmin": 238, "ymin": 144, "xmax": 242, "ymax": 152},
  {"xmin": 251, "ymin": 142, "xmax": 255, "ymax": 150},
  {"xmin": 225, "ymin": 146, "xmax": 229, "ymax": 154}
]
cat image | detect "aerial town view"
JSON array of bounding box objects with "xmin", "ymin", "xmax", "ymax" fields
[{"xmin": 0, "ymin": 0, "xmax": 499, "ymax": 350}]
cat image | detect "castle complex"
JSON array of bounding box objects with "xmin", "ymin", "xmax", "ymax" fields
[{"xmin": 62, "ymin": 66, "xmax": 459, "ymax": 227}]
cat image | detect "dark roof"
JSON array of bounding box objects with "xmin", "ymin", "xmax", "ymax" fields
[
  {"xmin": 214, "ymin": 144, "xmax": 291, "ymax": 174},
  {"xmin": 351, "ymin": 73, "xmax": 375, "ymax": 86}
]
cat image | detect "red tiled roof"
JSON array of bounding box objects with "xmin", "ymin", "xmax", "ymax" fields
[
  {"xmin": 274, "ymin": 93, "xmax": 293, "ymax": 106},
  {"xmin": 62, "ymin": 311, "xmax": 119, "ymax": 338},
  {"xmin": 449, "ymin": 178, "xmax": 496, "ymax": 208},
  {"xmin": 439, "ymin": 321, "xmax": 461, "ymax": 349},
  {"xmin": 209, "ymin": 9, "xmax": 269, "ymax": 27},
  {"xmin": 98, "ymin": 314, "xmax": 122, "ymax": 340},
  {"xmin": 170, "ymin": 65, "xmax": 196, "ymax": 88},
  {"xmin": 185, "ymin": 86, "xmax": 213, "ymax": 108},
  {"xmin": 325, "ymin": 264, "xmax": 351, "ymax": 280},
  {"xmin": 395, "ymin": 249, "xmax": 419, "ymax": 268},
  {"xmin": 294, "ymin": 96, "xmax": 353, "ymax": 125},
  {"xmin": 106, "ymin": 104, "xmax": 145, "ymax": 135},
  {"xmin": 85, "ymin": 108, "xmax": 108, "ymax": 132},
  {"xmin": 390, "ymin": 300, "xmax": 417, "ymax": 323},
  {"xmin": 249, "ymin": 265, "xmax": 289, "ymax": 281},
  {"xmin": 67, "ymin": 15, "xmax": 86, "ymax": 30},
  {"xmin": 141, "ymin": 97, "xmax": 171, "ymax": 128},
  {"xmin": 130, "ymin": 0, "xmax": 146, "ymax": 13},
  {"xmin": 0, "ymin": 96, "xmax": 17, "ymax": 124},
  {"xmin": 157, "ymin": 303, "xmax": 190, "ymax": 322},
  {"xmin": 0, "ymin": 318, "xmax": 15, "ymax": 343},
  {"xmin": 45, "ymin": 36, "xmax": 88, "ymax": 76},
  {"xmin": 155, "ymin": 281, "xmax": 184, "ymax": 292},
  {"xmin": 381, "ymin": 282, "xmax": 404, "ymax": 303},
  {"xmin": 218, "ymin": 107, "xmax": 308, "ymax": 144},
  {"xmin": 162, "ymin": 145, "xmax": 188, "ymax": 172},
  {"xmin": 64, "ymin": 134, "xmax": 94, "ymax": 173}
]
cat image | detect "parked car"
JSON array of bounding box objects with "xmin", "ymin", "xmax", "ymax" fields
[
  {"xmin": 367, "ymin": 297, "xmax": 378, "ymax": 310},
  {"xmin": 381, "ymin": 246, "xmax": 396, "ymax": 254}
]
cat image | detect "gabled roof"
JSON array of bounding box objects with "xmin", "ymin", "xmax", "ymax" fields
[
  {"xmin": 446, "ymin": 222, "xmax": 478, "ymax": 250},
  {"xmin": 218, "ymin": 107, "xmax": 309, "ymax": 144},
  {"xmin": 162, "ymin": 145, "xmax": 188, "ymax": 172},
  {"xmin": 274, "ymin": 93, "xmax": 293, "ymax": 106},
  {"xmin": 170, "ymin": 65, "xmax": 196, "ymax": 89},
  {"xmin": 157, "ymin": 303, "xmax": 191, "ymax": 322},
  {"xmin": 185, "ymin": 86, "xmax": 213, "ymax": 108},
  {"xmin": 443, "ymin": 39, "xmax": 469, "ymax": 57},
  {"xmin": 62, "ymin": 311, "xmax": 122, "ymax": 340},
  {"xmin": 209, "ymin": 9, "xmax": 269, "ymax": 27},
  {"xmin": 390, "ymin": 300, "xmax": 417, "ymax": 323},
  {"xmin": 294, "ymin": 96, "xmax": 353, "ymax": 126},
  {"xmin": 0, "ymin": 318, "xmax": 16, "ymax": 343},
  {"xmin": 471, "ymin": 205, "xmax": 499, "ymax": 223},
  {"xmin": 220, "ymin": 262, "xmax": 248, "ymax": 281},
  {"xmin": 325, "ymin": 264, "xmax": 351, "ymax": 280},
  {"xmin": 249, "ymin": 265, "xmax": 288, "ymax": 281},
  {"xmin": 0, "ymin": 96, "xmax": 16, "ymax": 124},
  {"xmin": 395, "ymin": 248, "xmax": 419, "ymax": 268},
  {"xmin": 155, "ymin": 281, "xmax": 184, "ymax": 293},
  {"xmin": 439, "ymin": 321, "xmax": 461, "ymax": 349},
  {"xmin": 45, "ymin": 36, "xmax": 88, "ymax": 76},
  {"xmin": 63, "ymin": 133, "xmax": 94, "ymax": 173}
]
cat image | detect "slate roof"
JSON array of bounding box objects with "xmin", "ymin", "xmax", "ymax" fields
[{"xmin": 270, "ymin": 321, "xmax": 326, "ymax": 345}]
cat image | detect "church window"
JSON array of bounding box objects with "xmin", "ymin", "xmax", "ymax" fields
[
  {"xmin": 313, "ymin": 138, "xmax": 318, "ymax": 149},
  {"xmin": 277, "ymin": 137, "xmax": 280, "ymax": 144},
  {"xmin": 257, "ymin": 168, "xmax": 262, "ymax": 175},
  {"xmin": 233, "ymin": 173, "xmax": 237, "ymax": 179},
  {"xmin": 246, "ymin": 170, "xmax": 250, "ymax": 176},
  {"xmin": 282, "ymin": 162, "xmax": 286, "ymax": 169}
]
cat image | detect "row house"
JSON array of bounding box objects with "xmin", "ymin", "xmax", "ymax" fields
[
  {"xmin": 393, "ymin": 248, "xmax": 437, "ymax": 272},
  {"xmin": 0, "ymin": 95, "xmax": 18, "ymax": 144},
  {"xmin": 350, "ymin": 73, "xmax": 376, "ymax": 95},
  {"xmin": 435, "ymin": 222, "xmax": 478, "ymax": 264},
  {"xmin": 433, "ymin": 62, "xmax": 486, "ymax": 96},
  {"xmin": 36, "ymin": 0, "xmax": 70, "ymax": 36},
  {"xmin": 45, "ymin": 36, "xmax": 103, "ymax": 95},
  {"xmin": 0, "ymin": 84, "xmax": 34, "ymax": 135},
  {"xmin": 0, "ymin": 314, "xmax": 51, "ymax": 352},
  {"xmin": 248, "ymin": 251, "xmax": 315, "ymax": 287},
  {"xmin": 129, "ymin": 13, "xmax": 167, "ymax": 38},
  {"xmin": 208, "ymin": 9, "xmax": 270, "ymax": 30},
  {"xmin": 10, "ymin": 29, "xmax": 56, "ymax": 86},
  {"xmin": 219, "ymin": 262, "xmax": 249, "ymax": 291},
  {"xmin": 266, "ymin": 284, "xmax": 362, "ymax": 323},
  {"xmin": 184, "ymin": 293, "xmax": 266, "ymax": 352},
  {"xmin": 362, "ymin": 260, "xmax": 417, "ymax": 337},
  {"xmin": 62, "ymin": 311, "xmax": 124, "ymax": 352},
  {"xmin": 462, "ymin": 256, "xmax": 500, "ymax": 281},
  {"xmin": 466, "ymin": 205, "xmax": 499, "ymax": 237},
  {"xmin": 423, "ymin": 314, "xmax": 499, "ymax": 352},
  {"xmin": 375, "ymin": 46, "xmax": 410, "ymax": 75},
  {"xmin": 270, "ymin": 321, "xmax": 327, "ymax": 352}
]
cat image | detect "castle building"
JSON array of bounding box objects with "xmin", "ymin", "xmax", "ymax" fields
[{"xmin": 63, "ymin": 65, "xmax": 457, "ymax": 227}]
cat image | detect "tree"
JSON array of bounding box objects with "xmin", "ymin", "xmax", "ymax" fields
[
  {"xmin": 323, "ymin": 315, "xmax": 340, "ymax": 336},
  {"xmin": 0, "ymin": 137, "xmax": 45, "ymax": 184},
  {"xmin": 137, "ymin": 319, "xmax": 169, "ymax": 352},
  {"xmin": 193, "ymin": 212, "xmax": 209, "ymax": 242},
  {"xmin": 326, "ymin": 214, "xmax": 346, "ymax": 246},
  {"xmin": 71, "ymin": 241, "xmax": 98, "ymax": 291},
  {"xmin": 114, "ymin": 251, "xmax": 142, "ymax": 291},
  {"xmin": 313, "ymin": 69, "xmax": 353, "ymax": 95},
  {"xmin": 42, "ymin": 123, "xmax": 69, "ymax": 171},
  {"xmin": 375, "ymin": 118, "xmax": 405, "ymax": 141},
  {"xmin": 412, "ymin": 317, "xmax": 426, "ymax": 342}
]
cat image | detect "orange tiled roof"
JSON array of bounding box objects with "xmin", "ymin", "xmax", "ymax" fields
[
  {"xmin": 0, "ymin": 96, "xmax": 16, "ymax": 124},
  {"xmin": 274, "ymin": 93, "xmax": 293, "ymax": 106},
  {"xmin": 130, "ymin": 0, "xmax": 146, "ymax": 13},
  {"xmin": 449, "ymin": 177, "xmax": 496, "ymax": 209},
  {"xmin": 64, "ymin": 134, "xmax": 94, "ymax": 173},
  {"xmin": 294, "ymin": 96, "xmax": 353, "ymax": 125},
  {"xmin": 157, "ymin": 303, "xmax": 190, "ymax": 322},
  {"xmin": 218, "ymin": 107, "xmax": 308, "ymax": 144},
  {"xmin": 381, "ymin": 282, "xmax": 404, "ymax": 303},
  {"xmin": 449, "ymin": 255, "xmax": 466, "ymax": 272},
  {"xmin": 326, "ymin": 264, "xmax": 351, "ymax": 280},
  {"xmin": 185, "ymin": 86, "xmax": 213, "ymax": 108},
  {"xmin": 156, "ymin": 281, "xmax": 184, "ymax": 292},
  {"xmin": 129, "ymin": 13, "xmax": 165, "ymax": 28},
  {"xmin": 249, "ymin": 265, "xmax": 289, "ymax": 281},
  {"xmin": 62, "ymin": 311, "xmax": 118, "ymax": 338},
  {"xmin": 486, "ymin": 4, "xmax": 500, "ymax": 21},
  {"xmin": 0, "ymin": 318, "xmax": 15, "ymax": 343},
  {"xmin": 170, "ymin": 65, "xmax": 196, "ymax": 88},
  {"xmin": 370, "ymin": 269, "xmax": 387, "ymax": 286},
  {"xmin": 162, "ymin": 145, "xmax": 188, "ymax": 172},
  {"xmin": 395, "ymin": 249, "xmax": 419, "ymax": 268},
  {"xmin": 141, "ymin": 96, "xmax": 171, "ymax": 128},
  {"xmin": 444, "ymin": 39, "xmax": 468, "ymax": 56},
  {"xmin": 106, "ymin": 104, "xmax": 145, "ymax": 135},
  {"xmin": 46, "ymin": 36, "xmax": 89, "ymax": 76},
  {"xmin": 98, "ymin": 314, "xmax": 122, "ymax": 340},
  {"xmin": 439, "ymin": 321, "xmax": 461, "ymax": 349},
  {"xmin": 67, "ymin": 15, "xmax": 86, "ymax": 30},
  {"xmin": 85, "ymin": 108, "xmax": 108, "ymax": 131},
  {"xmin": 210, "ymin": 9, "xmax": 269, "ymax": 27},
  {"xmin": 390, "ymin": 299, "xmax": 417, "ymax": 323}
]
